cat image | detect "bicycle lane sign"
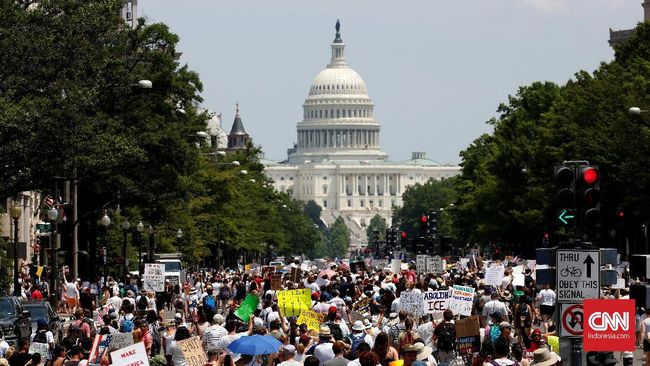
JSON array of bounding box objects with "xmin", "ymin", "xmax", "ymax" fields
[{"xmin": 556, "ymin": 249, "xmax": 600, "ymax": 303}]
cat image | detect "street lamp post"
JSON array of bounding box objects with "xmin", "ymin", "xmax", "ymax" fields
[
  {"xmin": 9, "ymin": 202, "xmax": 22, "ymax": 297},
  {"xmin": 147, "ymin": 225, "xmax": 155, "ymax": 264},
  {"xmin": 100, "ymin": 212, "xmax": 111, "ymax": 283},
  {"xmin": 122, "ymin": 220, "xmax": 130, "ymax": 280},
  {"xmin": 46, "ymin": 206, "xmax": 58, "ymax": 301},
  {"xmin": 176, "ymin": 229, "xmax": 182, "ymax": 252},
  {"xmin": 136, "ymin": 221, "xmax": 144, "ymax": 275}
]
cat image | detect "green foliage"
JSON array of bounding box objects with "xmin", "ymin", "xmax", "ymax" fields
[
  {"xmin": 304, "ymin": 200, "xmax": 322, "ymax": 225},
  {"xmin": 310, "ymin": 216, "xmax": 350, "ymax": 259},
  {"xmin": 454, "ymin": 23, "xmax": 650, "ymax": 247},
  {"xmin": 393, "ymin": 178, "xmax": 458, "ymax": 238},
  {"xmin": 366, "ymin": 214, "xmax": 387, "ymax": 241}
]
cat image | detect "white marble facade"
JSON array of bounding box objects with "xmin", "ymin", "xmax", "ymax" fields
[{"xmin": 262, "ymin": 22, "xmax": 460, "ymax": 249}]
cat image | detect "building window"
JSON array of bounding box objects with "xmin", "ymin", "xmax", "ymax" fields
[
  {"xmin": 323, "ymin": 200, "xmax": 328, "ymax": 208},
  {"xmin": 360, "ymin": 200, "xmax": 365, "ymax": 207},
  {"xmin": 323, "ymin": 185, "xmax": 328, "ymax": 194},
  {"xmin": 280, "ymin": 177, "xmax": 285, "ymax": 181},
  {"xmin": 391, "ymin": 200, "xmax": 396, "ymax": 207},
  {"xmin": 379, "ymin": 200, "xmax": 383, "ymax": 207},
  {"xmin": 347, "ymin": 200, "xmax": 352, "ymax": 207},
  {"xmin": 289, "ymin": 177, "xmax": 293, "ymax": 180},
  {"xmin": 323, "ymin": 176, "xmax": 327, "ymax": 180},
  {"xmin": 369, "ymin": 200, "xmax": 374, "ymax": 207}
]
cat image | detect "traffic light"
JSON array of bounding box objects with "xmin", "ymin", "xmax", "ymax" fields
[
  {"xmin": 419, "ymin": 214, "xmax": 428, "ymax": 236},
  {"xmin": 555, "ymin": 166, "xmax": 575, "ymax": 209},
  {"xmin": 578, "ymin": 165, "xmax": 601, "ymax": 229},
  {"xmin": 427, "ymin": 210, "xmax": 439, "ymax": 237}
]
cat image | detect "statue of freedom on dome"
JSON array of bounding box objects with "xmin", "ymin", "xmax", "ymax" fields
[{"xmin": 335, "ymin": 19, "xmax": 340, "ymax": 33}]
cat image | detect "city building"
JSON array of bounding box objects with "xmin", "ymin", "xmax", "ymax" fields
[
  {"xmin": 262, "ymin": 21, "xmax": 460, "ymax": 250},
  {"xmin": 609, "ymin": 0, "xmax": 650, "ymax": 48}
]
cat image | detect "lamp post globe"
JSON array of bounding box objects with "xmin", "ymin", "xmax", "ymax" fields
[
  {"xmin": 137, "ymin": 80, "xmax": 152, "ymax": 89},
  {"xmin": 47, "ymin": 207, "xmax": 58, "ymax": 221},
  {"xmin": 137, "ymin": 221, "xmax": 144, "ymax": 233},
  {"xmin": 629, "ymin": 106, "xmax": 642, "ymax": 115},
  {"xmin": 176, "ymin": 229, "xmax": 183, "ymax": 239},
  {"xmin": 101, "ymin": 212, "xmax": 111, "ymax": 227}
]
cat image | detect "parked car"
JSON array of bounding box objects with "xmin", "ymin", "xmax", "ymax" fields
[
  {"xmin": 23, "ymin": 301, "xmax": 63, "ymax": 343},
  {"xmin": 0, "ymin": 297, "xmax": 31, "ymax": 345}
]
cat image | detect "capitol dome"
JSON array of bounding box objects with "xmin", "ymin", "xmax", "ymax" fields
[{"xmin": 288, "ymin": 20, "xmax": 387, "ymax": 164}]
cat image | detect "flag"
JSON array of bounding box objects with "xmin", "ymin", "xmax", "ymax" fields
[{"xmin": 43, "ymin": 195, "xmax": 54, "ymax": 208}]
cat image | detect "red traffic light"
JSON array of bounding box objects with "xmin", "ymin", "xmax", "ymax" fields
[
  {"xmin": 420, "ymin": 215, "xmax": 427, "ymax": 223},
  {"xmin": 400, "ymin": 231, "xmax": 407, "ymax": 239},
  {"xmin": 617, "ymin": 210, "xmax": 625, "ymax": 218},
  {"xmin": 581, "ymin": 167, "xmax": 599, "ymax": 185}
]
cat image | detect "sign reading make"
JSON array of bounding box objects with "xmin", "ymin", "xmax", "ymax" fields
[{"xmin": 556, "ymin": 249, "xmax": 599, "ymax": 302}]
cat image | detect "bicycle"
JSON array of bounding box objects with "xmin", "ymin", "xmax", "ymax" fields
[{"xmin": 560, "ymin": 266, "xmax": 582, "ymax": 277}]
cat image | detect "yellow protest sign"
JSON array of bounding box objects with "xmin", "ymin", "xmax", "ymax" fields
[
  {"xmin": 245, "ymin": 264, "xmax": 252, "ymax": 272},
  {"xmin": 277, "ymin": 289, "xmax": 311, "ymax": 317},
  {"xmin": 297, "ymin": 309, "xmax": 323, "ymax": 331}
]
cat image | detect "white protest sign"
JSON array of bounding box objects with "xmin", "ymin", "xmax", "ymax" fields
[
  {"xmin": 459, "ymin": 258, "xmax": 469, "ymax": 270},
  {"xmin": 423, "ymin": 290, "xmax": 450, "ymax": 317},
  {"xmin": 399, "ymin": 291, "xmax": 424, "ymax": 316},
  {"xmin": 427, "ymin": 256, "xmax": 443, "ymax": 274},
  {"xmin": 485, "ymin": 264, "xmax": 505, "ymax": 287},
  {"xmin": 512, "ymin": 273, "xmax": 525, "ymax": 287},
  {"xmin": 29, "ymin": 343, "xmax": 50, "ymax": 359},
  {"xmin": 391, "ymin": 259, "xmax": 401, "ymax": 274},
  {"xmin": 449, "ymin": 285, "xmax": 475, "ymax": 316},
  {"xmin": 611, "ymin": 278, "xmax": 626, "ymax": 289},
  {"xmin": 416, "ymin": 255, "xmax": 428, "ymax": 273},
  {"xmin": 143, "ymin": 263, "xmax": 165, "ymax": 292},
  {"xmin": 110, "ymin": 342, "xmax": 149, "ymax": 366},
  {"xmin": 109, "ymin": 332, "xmax": 134, "ymax": 351}
]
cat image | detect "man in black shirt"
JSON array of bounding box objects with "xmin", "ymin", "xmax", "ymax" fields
[{"xmin": 9, "ymin": 338, "xmax": 32, "ymax": 366}]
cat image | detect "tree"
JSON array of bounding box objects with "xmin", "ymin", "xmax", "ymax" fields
[
  {"xmin": 327, "ymin": 217, "xmax": 350, "ymax": 258},
  {"xmin": 366, "ymin": 214, "xmax": 387, "ymax": 242},
  {"xmin": 393, "ymin": 177, "xmax": 458, "ymax": 239},
  {"xmin": 304, "ymin": 200, "xmax": 323, "ymax": 226}
]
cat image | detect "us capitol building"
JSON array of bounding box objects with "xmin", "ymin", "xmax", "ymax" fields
[{"xmin": 261, "ymin": 21, "xmax": 460, "ymax": 249}]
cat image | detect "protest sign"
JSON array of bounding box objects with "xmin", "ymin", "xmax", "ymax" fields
[
  {"xmin": 458, "ymin": 258, "xmax": 469, "ymax": 270},
  {"xmin": 612, "ymin": 277, "xmax": 626, "ymax": 289},
  {"xmin": 143, "ymin": 263, "xmax": 164, "ymax": 292},
  {"xmin": 277, "ymin": 289, "xmax": 312, "ymax": 317},
  {"xmin": 178, "ymin": 336, "xmax": 208, "ymax": 366},
  {"xmin": 350, "ymin": 311, "xmax": 366, "ymax": 323},
  {"xmin": 88, "ymin": 334, "xmax": 112, "ymax": 366},
  {"xmin": 416, "ymin": 255, "xmax": 427, "ymax": 273},
  {"xmin": 423, "ymin": 290, "xmax": 450, "ymax": 317},
  {"xmin": 449, "ymin": 285, "xmax": 475, "ymax": 316},
  {"xmin": 426, "ymin": 256, "xmax": 443, "ymax": 274},
  {"xmin": 354, "ymin": 297, "xmax": 370, "ymax": 313},
  {"xmin": 391, "ymin": 259, "xmax": 401, "ymax": 274},
  {"xmin": 373, "ymin": 259, "xmax": 388, "ymax": 270},
  {"xmin": 271, "ymin": 274, "xmax": 283, "ymax": 290},
  {"xmin": 110, "ymin": 342, "xmax": 149, "ymax": 366},
  {"xmin": 290, "ymin": 267, "xmax": 301, "ymax": 283},
  {"xmin": 235, "ymin": 294, "xmax": 260, "ymax": 321},
  {"xmin": 455, "ymin": 316, "xmax": 481, "ymax": 353},
  {"xmin": 109, "ymin": 332, "xmax": 134, "ymax": 351},
  {"xmin": 485, "ymin": 263, "xmax": 505, "ymax": 287},
  {"xmin": 512, "ymin": 273, "xmax": 525, "ymax": 287},
  {"xmin": 297, "ymin": 309, "xmax": 324, "ymax": 331},
  {"xmin": 399, "ymin": 291, "xmax": 424, "ymax": 316},
  {"xmin": 29, "ymin": 342, "xmax": 50, "ymax": 360}
]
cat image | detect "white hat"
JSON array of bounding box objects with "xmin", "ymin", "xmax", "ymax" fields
[
  {"xmin": 213, "ymin": 314, "xmax": 224, "ymax": 324},
  {"xmin": 352, "ymin": 320, "xmax": 365, "ymax": 331}
]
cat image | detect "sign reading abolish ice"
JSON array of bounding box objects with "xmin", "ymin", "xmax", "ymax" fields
[
  {"xmin": 277, "ymin": 289, "xmax": 312, "ymax": 317},
  {"xmin": 449, "ymin": 285, "xmax": 475, "ymax": 316},
  {"xmin": 143, "ymin": 263, "xmax": 164, "ymax": 292},
  {"xmin": 423, "ymin": 290, "xmax": 450, "ymax": 316}
]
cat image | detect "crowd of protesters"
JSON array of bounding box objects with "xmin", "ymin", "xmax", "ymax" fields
[{"xmin": 0, "ymin": 253, "xmax": 633, "ymax": 366}]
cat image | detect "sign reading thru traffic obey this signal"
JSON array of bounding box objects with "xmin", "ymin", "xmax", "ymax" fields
[{"xmin": 556, "ymin": 249, "xmax": 600, "ymax": 302}]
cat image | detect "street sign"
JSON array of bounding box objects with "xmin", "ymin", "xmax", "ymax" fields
[
  {"xmin": 36, "ymin": 223, "xmax": 51, "ymax": 232},
  {"xmin": 560, "ymin": 303, "xmax": 584, "ymax": 337},
  {"xmin": 556, "ymin": 249, "xmax": 600, "ymax": 302}
]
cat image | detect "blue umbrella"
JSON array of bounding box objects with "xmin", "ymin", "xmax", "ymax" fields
[{"xmin": 228, "ymin": 335, "xmax": 283, "ymax": 355}]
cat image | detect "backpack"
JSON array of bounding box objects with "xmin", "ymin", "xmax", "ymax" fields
[
  {"xmin": 327, "ymin": 321, "xmax": 343, "ymax": 341},
  {"xmin": 203, "ymin": 295, "xmax": 216, "ymax": 312},
  {"xmin": 437, "ymin": 323, "xmax": 456, "ymax": 352},
  {"xmin": 121, "ymin": 318, "xmax": 135, "ymax": 333},
  {"xmin": 219, "ymin": 286, "xmax": 231, "ymax": 300},
  {"xmin": 348, "ymin": 333, "xmax": 365, "ymax": 353},
  {"xmin": 137, "ymin": 295, "xmax": 149, "ymax": 310},
  {"xmin": 389, "ymin": 324, "xmax": 401, "ymax": 347},
  {"xmin": 33, "ymin": 330, "xmax": 48, "ymax": 343},
  {"xmin": 489, "ymin": 324, "xmax": 501, "ymax": 343}
]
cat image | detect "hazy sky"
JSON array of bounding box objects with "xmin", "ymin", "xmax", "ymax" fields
[{"xmin": 138, "ymin": 0, "xmax": 640, "ymax": 164}]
